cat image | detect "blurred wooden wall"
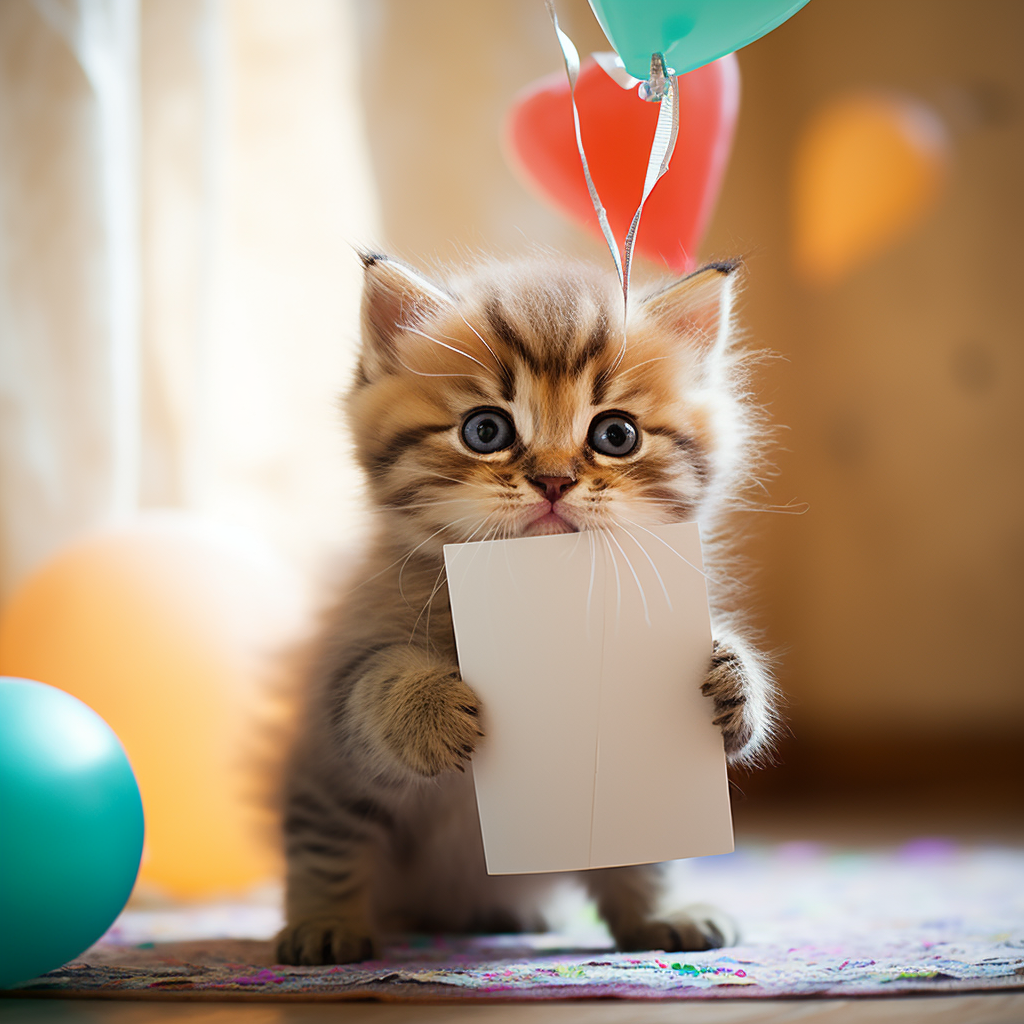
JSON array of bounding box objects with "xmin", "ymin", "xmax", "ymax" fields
[
  {"xmin": 702, "ymin": 0, "xmax": 1024, "ymax": 802},
  {"xmin": 356, "ymin": 0, "xmax": 1023, "ymax": 802}
]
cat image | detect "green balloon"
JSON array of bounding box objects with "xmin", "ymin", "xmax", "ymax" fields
[
  {"xmin": 0, "ymin": 678, "xmax": 144, "ymax": 990},
  {"xmin": 588, "ymin": 0, "xmax": 812, "ymax": 80}
]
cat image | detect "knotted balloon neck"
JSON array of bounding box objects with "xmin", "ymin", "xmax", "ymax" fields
[{"xmin": 638, "ymin": 53, "xmax": 675, "ymax": 102}]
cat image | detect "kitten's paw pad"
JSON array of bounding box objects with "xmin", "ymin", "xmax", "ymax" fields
[
  {"xmin": 384, "ymin": 670, "xmax": 483, "ymax": 777},
  {"xmin": 275, "ymin": 919, "xmax": 376, "ymax": 965},
  {"xmin": 702, "ymin": 639, "xmax": 754, "ymax": 756},
  {"xmin": 615, "ymin": 904, "xmax": 738, "ymax": 953}
]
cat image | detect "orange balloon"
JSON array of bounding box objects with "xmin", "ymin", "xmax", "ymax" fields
[
  {"xmin": 0, "ymin": 514, "xmax": 306, "ymax": 898},
  {"xmin": 792, "ymin": 92, "xmax": 948, "ymax": 285}
]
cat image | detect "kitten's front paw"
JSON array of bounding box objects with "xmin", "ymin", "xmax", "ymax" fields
[
  {"xmin": 701, "ymin": 638, "xmax": 766, "ymax": 761},
  {"xmin": 275, "ymin": 919, "xmax": 377, "ymax": 965},
  {"xmin": 614, "ymin": 904, "xmax": 738, "ymax": 953},
  {"xmin": 382, "ymin": 668, "xmax": 483, "ymax": 777}
]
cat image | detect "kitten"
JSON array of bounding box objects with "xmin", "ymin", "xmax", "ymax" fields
[{"xmin": 275, "ymin": 252, "xmax": 776, "ymax": 965}]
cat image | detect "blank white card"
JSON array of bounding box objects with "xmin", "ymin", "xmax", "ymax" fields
[{"xmin": 443, "ymin": 522, "xmax": 734, "ymax": 875}]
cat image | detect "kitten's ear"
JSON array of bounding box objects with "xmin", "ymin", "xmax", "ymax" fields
[
  {"xmin": 358, "ymin": 252, "xmax": 453, "ymax": 378},
  {"xmin": 641, "ymin": 260, "xmax": 740, "ymax": 356}
]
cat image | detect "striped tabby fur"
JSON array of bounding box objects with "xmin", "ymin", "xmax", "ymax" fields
[{"xmin": 275, "ymin": 254, "xmax": 776, "ymax": 965}]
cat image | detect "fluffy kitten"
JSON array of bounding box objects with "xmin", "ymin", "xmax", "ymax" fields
[{"xmin": 275, "ymin": 253, "xmax": 775, "ymax": 966}]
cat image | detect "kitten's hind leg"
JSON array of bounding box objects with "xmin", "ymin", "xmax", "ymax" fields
[
  {"xmin": 585, "ymin": 865, "xmax": 737, "ymax": 953},
  {"xmin": 275, "ymin": 788, "xmax": 383, "ymax": 965}
]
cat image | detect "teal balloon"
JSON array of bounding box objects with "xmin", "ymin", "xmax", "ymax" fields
[
  {"xmin": 0, "ymin": 678, "xmax": 144, "ymax": 989},
  {"xmin": 588, "ymin": 0, "xmax": 812, "ymax": 80}
]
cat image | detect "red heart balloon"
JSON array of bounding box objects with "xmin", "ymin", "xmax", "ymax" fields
[{"xmin": 505, "ymin": 55, "xmax": 739, "ymax": 274}]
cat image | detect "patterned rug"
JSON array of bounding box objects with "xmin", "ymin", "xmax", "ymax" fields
[{"xmin": 6, "ymin": 840, "xmax": 1024, "ymax": 1002}]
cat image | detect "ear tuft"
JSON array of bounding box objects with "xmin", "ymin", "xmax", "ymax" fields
[
  {"xmin": 357, "ymin": 249, "xmax": 388, "ymax": 269},
  {"xmin": 358, "ymin": 254, "xmax": 452, "ymax": 379},
  {"xmin": 700, "ymin": 259, "xmax": 742, "ymax": 276},
  {"xmin": 641, "ymin": 260, "xmax": 740, "ymax": 355}
]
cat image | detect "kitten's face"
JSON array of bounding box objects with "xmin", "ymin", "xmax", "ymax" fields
[{"xmin": 347, "ymin": 257, "xmax": 743, "ymax": 554}]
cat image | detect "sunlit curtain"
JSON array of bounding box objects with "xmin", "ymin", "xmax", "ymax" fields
[{"xmin": 0, "ymin": 0, "xmax": 379, "ymax": 600}]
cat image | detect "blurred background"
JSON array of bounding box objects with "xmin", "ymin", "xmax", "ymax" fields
[{"xmin": 1, "ymin": 0, "xmax": 1021, "ymax": 896}]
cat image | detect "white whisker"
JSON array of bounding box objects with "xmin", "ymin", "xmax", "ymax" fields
[
  {"xmin": 598, "ymin": 528, "xmax": 622, "ymax": 631},
  {"xmin": 729, "ymin": 500, "xmax": 810, "ymax": 516},
  {"xmin": 411, "ymin": 510, "xmax": 499, "ymax": 643},
  {"xmin": 459, "ymin": 511, "xmax": 511, "ymax": 595},
  {"xmin": 456, "ymin": 312, "xmax": 502, "ymax": 369},
  {"xmin": 615, "ymin": 514, "xmax": 723, "ymax": 587},
  {"xmin": 404, "ymin": 325, "xmax": 493, "ymax": 373},
  {"xmin": 397, "ymin": 515, "xmax": 476, "ymax": 604},
  {"xmin": 378, "ymin": 496, "xmax": 478, "ymax": 512},
  {"xmin": 586, "ymin": 529, "xmax": 597, "ymax": 638},
  {"xmin": 502, "ymin": 519, "xmax": 517, "ymax": 589},
  {"xmin": 605, "ymin": 528, "xmax": 650, "ymax": 627},
  {"xmin": 393, "ymin": 356, "xmax": 486, "ymax": 382},
  {"xmin": 613, "ymin": 520, "xmax": 672, "ymax": 613},
  {"xmin": 412, "ymin": 563, "xmax": 448, "ymax": 646},
  {"xmin": 346, "ymin": 519, "xmax": 463, "ymax": 594},
  {"xmin": 607, "ymin": 354, "xmax": 672, "ymax": 380},
  {"xmin": 416, "ymin": 470, "xmax": 476, "ymax": 487}
]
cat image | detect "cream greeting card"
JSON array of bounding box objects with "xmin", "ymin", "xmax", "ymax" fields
[{"xmin": 443, "ymin": 522, "xmax": 734, "ymax": 875}]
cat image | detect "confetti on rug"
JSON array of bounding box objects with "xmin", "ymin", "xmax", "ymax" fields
[{"xmin": 5, "ymin": 841, "xmax": 1023, "ymax": 1002}]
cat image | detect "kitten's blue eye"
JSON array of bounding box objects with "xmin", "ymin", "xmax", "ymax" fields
[
  {"xmin": 589, "ymin": 413, "xmax": 639, "ymax": 457},
  {"xmin": 462, "ymin": 408, "xmax": 515, "ymax": 454}
]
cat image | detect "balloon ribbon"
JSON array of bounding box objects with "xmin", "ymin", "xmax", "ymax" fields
[{"xmin": 547, "ymin": 3, "xmax": 680, "ymax": 320}]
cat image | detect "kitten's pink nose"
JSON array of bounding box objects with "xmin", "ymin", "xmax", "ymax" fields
[{"xmin": 528, "ymin": 476, "xmax": 577, "ymax": 503}]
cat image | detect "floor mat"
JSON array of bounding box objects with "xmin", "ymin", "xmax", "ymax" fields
[{"xmin": 6, "ymin": 840, "xmax": 1024, "ymax": 1001}]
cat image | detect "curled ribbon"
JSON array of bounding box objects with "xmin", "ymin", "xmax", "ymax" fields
[{"xmin": 546, "ymin": 3, "xmax": 680, "ymax": 322}]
